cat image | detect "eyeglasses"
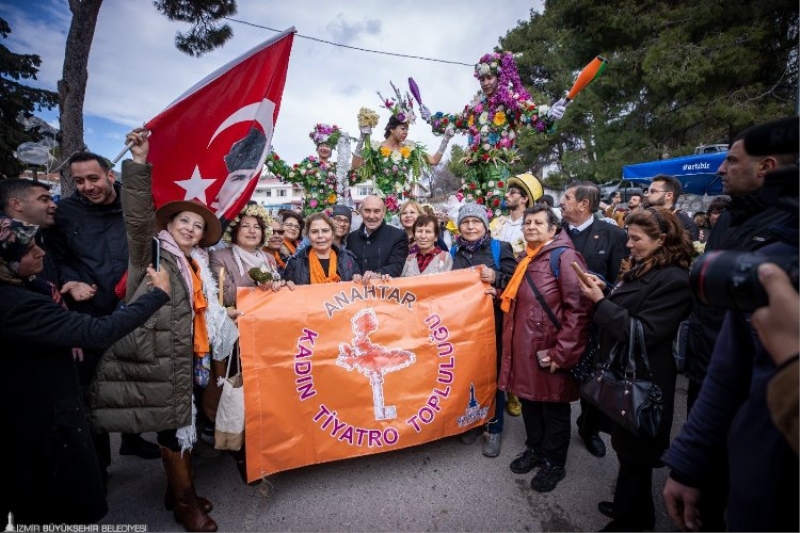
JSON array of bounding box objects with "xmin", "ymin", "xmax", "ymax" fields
[
  {"xmin": 283, "ymin": 224, "xmax": 301, "ymax": 230},
  {"xmin": 507, "ymin": 189, "xmax": 523, "ymax": 196},
  {"xmin": 332, "ymin": 216, "xmax": 350, "ymax": 224},
  {"xmin": 272, "ymin": 229, "xmax": 285, "ymax": 235}
]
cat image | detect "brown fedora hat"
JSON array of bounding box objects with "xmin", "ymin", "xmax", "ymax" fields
[{"xmin": 155, "ymin": 200, "xmax": 222, "ymax": 248}]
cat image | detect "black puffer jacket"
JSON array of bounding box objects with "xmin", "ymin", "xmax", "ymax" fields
[{"xmin": 284, "ymin": 245, "xmax": 360, "ymax": 284}]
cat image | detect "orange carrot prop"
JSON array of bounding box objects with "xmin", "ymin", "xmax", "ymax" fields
[{"xmin": 566, "ymin": 55, "xmax": 607, "ymax": 101}]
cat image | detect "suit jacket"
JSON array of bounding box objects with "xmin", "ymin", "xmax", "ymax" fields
[{"xmin": 564, "ymin": 216, "xmax": 628, "ymax": 284}]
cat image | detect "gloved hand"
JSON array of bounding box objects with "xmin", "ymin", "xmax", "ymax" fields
[
  {"xmin": 359, "ymin": 125, "xmax": 372, "ymax": 138},
  {"xmin": 444, "ymin": 126, "xmax": 455, "ymax": 140},
  {"xmin": 420, "ymin": 104, "xmax": 432, "ymax": 123},
  {"xmin": 547, "ymin": 98, "xmax": 569, "ymax": 121}
]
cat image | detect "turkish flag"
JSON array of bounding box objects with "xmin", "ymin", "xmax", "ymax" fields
[{"xmin": 145, "ymin": 29, "xmax": 294, "ymax": 223}]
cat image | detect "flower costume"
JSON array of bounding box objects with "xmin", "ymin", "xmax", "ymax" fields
[
  {"xmin": 353, "ymin": 83, "xmax": 450, "ymax": 214},
  {"xmin": 426, "ymin": 52, "xmax": 556, "ymax": 218},
  {"xmin": 274, "ymin": 124, "xmax": 352, "ymax": 215}
]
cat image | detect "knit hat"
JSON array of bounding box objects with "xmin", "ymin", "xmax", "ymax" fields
[
  {"xmin": 330, "ymin": 204, "xmax": 352, "ymax": 223},
  {"xmin": 457, "ymin": 203, "xmax": 489, "ymax": 230},
  {"xmin": 507, "ymin": 173, "xmax": 544, "ymax": 208},
  {"xmin": 0, "ymin": 216, "xmax": 38, "ymax": 265}
]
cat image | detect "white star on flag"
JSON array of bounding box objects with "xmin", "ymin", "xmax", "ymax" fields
[{"xmin": 175, "ymin": 166, "xmax": 216, "ymax": 203}]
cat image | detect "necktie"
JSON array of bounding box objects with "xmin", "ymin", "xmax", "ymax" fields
[{"xmin": 571, "ymin": 227, "xmax": 580, "ymax": 237}]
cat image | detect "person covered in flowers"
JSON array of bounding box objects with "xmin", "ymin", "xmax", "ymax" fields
[
  {"xmin": 89, "ymin": 129, "xmax": 237, "ymax": 532},
  {"xmin": 351, "ymin": 82, "xmax": 454, "ymax": 213},
  {"xmin": 419, "ymin": 52, "xmax": 567, "ymax": 217},
  {"xmin": 274, "ymin": 124, "xmax": 347, "ymax": 215}
]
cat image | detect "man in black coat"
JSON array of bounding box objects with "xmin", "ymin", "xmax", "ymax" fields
[
  {"xmin": 49, "ymin": 152, "xmax": 161, "ymax": 474},
  {"xmin": 677, "ymin": 124, "xmax": 796, "ymax": 531},
  {"xmin": 346, "ymin": 195, "xmax": 408, "ymax": 280},
  {"xmin": 560, "ymin": 181, "xmax": 628, "ymax": 458}
]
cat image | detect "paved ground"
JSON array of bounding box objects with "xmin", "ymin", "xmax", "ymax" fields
[{"xmin": 101, "ymin": 376, "xmax": 689, "ymax": 532}]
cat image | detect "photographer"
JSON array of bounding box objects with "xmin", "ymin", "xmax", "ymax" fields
[
  {"xmin": 662, "ymin": 117, "xmax": 799, "ymax": 532},
  {"xmin": 753, "ymin": 263, "xmax": 799, "ymax": 455}
]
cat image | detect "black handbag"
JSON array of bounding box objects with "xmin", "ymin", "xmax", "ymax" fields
[{"xmin": 579, "ymin": 318, "xmax": 663, "ymax": 438}]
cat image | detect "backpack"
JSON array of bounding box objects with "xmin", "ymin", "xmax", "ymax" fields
[{"xmin": 450, "ymin": 238, "xmax": 501, "ymax": 269}]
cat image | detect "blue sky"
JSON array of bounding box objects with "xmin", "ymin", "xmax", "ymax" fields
[{"xmin": 2, "ymin": 1, "xmax": 542, "ymax": 171}]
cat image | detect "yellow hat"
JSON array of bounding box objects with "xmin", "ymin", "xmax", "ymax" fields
[{"xmin": 507, "ymin": 173, "xmax": 544, "ymax": 208}]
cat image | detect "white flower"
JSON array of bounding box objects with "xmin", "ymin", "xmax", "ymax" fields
[
  {"xmin": 488, "ymin": 180, "xmax": 495, "ymax": 187},
  {"xmin": 483, "ymin": 143, "xmax": 491, "ymax": 150},
  {"xmin": 479, "ymin": 111, "xmax": 489, "ymax": 124}
]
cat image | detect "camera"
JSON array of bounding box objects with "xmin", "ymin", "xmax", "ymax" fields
[
  {"xmin": 690, "ymin": 250, "xmax": 798, "ymax": 311},
  {"xmin": 689, "ymin": 117, "xmax": 799, "ymax": 312}
]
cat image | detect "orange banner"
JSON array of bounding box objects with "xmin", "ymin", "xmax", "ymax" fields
[{"xmin": 236, "ymin": 269, "xmax": 497, "ymax": 478}]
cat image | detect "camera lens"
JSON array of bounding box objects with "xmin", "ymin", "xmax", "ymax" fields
[{"xmin": 690, "ymin": 250, "xmax": 799, "ymax": 311}]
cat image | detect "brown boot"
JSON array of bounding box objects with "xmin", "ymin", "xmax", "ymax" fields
[
  {"xmin": 160, "ymin": 446, "xmax": 217, "ymax": 532},
  {"xmin": 164, "ymin": 483, "xmax": 213, "ymax": 513},
  {"xmin": 162, "ymin": 449, "xmax": 213, "ymax": 512}
]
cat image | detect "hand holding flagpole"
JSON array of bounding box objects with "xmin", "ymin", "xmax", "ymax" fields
[{"xmin": 112, "ymin": 124, "xmax": 149, "ymax": 164}]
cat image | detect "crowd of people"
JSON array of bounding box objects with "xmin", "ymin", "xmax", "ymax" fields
[{"xmin": 0, "ymin": 45, "xmax": 796, "ymax": 533}]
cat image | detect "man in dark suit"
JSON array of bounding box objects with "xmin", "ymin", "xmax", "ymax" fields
[{"xmin": 560, "ymin": 181, "xmax": 628, "ymax": 457}]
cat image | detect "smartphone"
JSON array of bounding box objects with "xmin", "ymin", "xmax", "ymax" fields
[
  {"xmin": 570, "ymin": 261, "xmax": 591, "ymax": 284},
  {"xmin": 151, "ymin": 237, "xmax": 161, "ymax": 272}
]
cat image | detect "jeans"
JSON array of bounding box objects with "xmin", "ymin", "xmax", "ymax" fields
[{"xmin": 487, "ymin": 388, "xmax": 505, "ymax": 434}]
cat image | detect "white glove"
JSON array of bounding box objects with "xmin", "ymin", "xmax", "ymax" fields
[
  {"xmin": 546, "ymin": 98, "xmax": 569, "ymax": 121},
  {"xmin": 420, "ymin": 104, "xmax": 432, "ymax": 123},
  {"xmin": 444, "ymin": 126, "xmax": 455, "ymax": 140},
  {"xmin": 359, "ymin": 125, "xmax": 372, "ymax": 138}
]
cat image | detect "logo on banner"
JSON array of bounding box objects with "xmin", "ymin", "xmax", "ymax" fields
[
  {"xmin": 457, "ymin": 382, "xmax": 490, "ymax": 427},
  {"xmin": 336, "ymin": 308, "xmax": 416, "ymax": 420}
]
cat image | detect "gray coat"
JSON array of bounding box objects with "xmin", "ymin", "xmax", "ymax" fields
[{"xmin": 89, "ymin": 160, "xmax": 195, "ymax": 434}]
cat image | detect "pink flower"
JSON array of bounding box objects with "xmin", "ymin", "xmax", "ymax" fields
[{"xmin": 309, "ymin": 199, "xmax": 318, "ymax": 208}]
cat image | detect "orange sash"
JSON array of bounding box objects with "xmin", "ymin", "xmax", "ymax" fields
[
  {"xmin": 189, "ymin": 257, "xmax": 210, "ymax": 356},
  {"xmin": 309, "ymin": 248, "xmax": 340, "ymax": 284},
  {"xmin": 500, "ymin": 242, "xmax": 545, "ymax": 313}
]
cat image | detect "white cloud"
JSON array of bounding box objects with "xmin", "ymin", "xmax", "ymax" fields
[{"xmin": 2, "ymin": 0, "xmax": 543, "ymax": 167}]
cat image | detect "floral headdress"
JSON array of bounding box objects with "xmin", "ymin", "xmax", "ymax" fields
[
  {"xmin": 309, "ymin": 123, "xmax": 342, "ymax": 148},
  {"xmin": 474, "ymin": 52, "xmax": 532, "ymax": 101},
  {"xmin": 222, "ymin": 203, "xmax": 274, "ymax": 244},
  {"xmin": 377, "ymin": 81, "xmax": 416, "ymax": 125}
]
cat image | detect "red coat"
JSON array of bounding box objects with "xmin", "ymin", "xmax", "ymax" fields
[{"xmin": 498, "ymin": 231, "xmax": 593, "ymax": 402}]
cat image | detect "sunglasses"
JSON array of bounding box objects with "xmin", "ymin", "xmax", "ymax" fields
[{"xmin": 272, "ymin": 229, "xmax": 286, "ymax": 235}]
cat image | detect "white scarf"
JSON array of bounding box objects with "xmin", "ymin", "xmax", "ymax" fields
[
  {"xmin": 158, "ymin": 230, "xmax": 240, "ymax": 451},
  {"xmin": 231, "ymin": 244, "xmax": 269, "ymax": 277}
]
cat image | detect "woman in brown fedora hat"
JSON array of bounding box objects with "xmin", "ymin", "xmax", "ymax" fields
[{"xmin": 89, "ymin": 128, "xmax": 237, "ymax": 532}]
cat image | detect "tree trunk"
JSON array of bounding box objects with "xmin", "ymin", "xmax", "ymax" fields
[{"xmin": 57, "ymin": 0, "xmax": 103, "ymax": 197}]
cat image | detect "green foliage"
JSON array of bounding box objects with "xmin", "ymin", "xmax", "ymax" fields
[
  {"xmin": 446, "ymin": 144, "xmax": 469, "ymax": 179},
  {"xmin": 498, "ymin": 0, "xmax": 798, "ymax": 187},
  {"xmin": 154, "ymin": 0, "xmax": 237, "ymax": 57},
  {"xmin": 0, "ymin": 18, "xmax": 58, "ymax": 178}
]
